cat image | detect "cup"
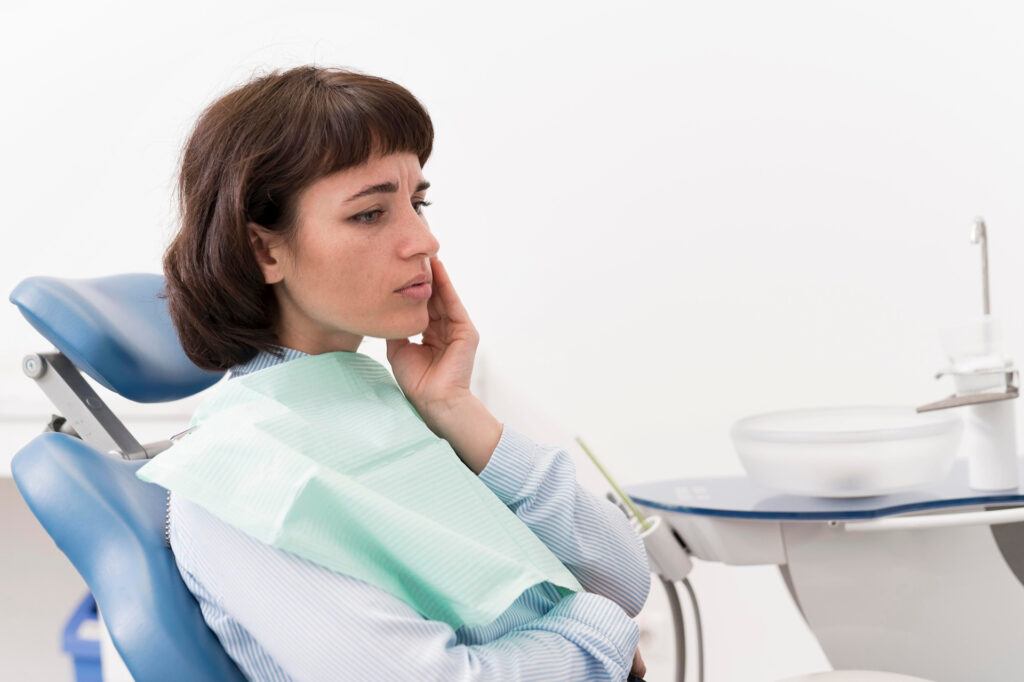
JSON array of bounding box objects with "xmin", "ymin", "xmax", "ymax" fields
[{"xmin": 939, "ymin": 315, "xmax": 1002, "ymax": 371}]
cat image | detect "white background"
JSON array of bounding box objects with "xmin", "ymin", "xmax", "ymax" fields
[{"xmin": 3, "ymin": 1, "xmax": 1024, "ymax": 680}]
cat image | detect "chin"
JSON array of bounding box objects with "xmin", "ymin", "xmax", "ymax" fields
[
  {"xmin": 382, "ymin": 309, "xmax": 430, "ymax": 338},
  {"xmin": 412, "ymin": 314, "xmax": 431, "ymax": 336}
]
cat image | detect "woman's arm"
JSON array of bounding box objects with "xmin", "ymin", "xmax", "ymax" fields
[
  {"xmin": 425, "ymin": 394, "xmax": 651, "ymax": 619},
  {"xmin": 476, "ymin": 421, "xmax": 652, "ymax": 619},
  {"xmin": 419, "ymin": 391, "xmax": 503, "ymax": 475},
  {"xmin": 171, "ymin": 494, "xmax": 639, "ymax": 681},
  {"xmin": 421, "ymin": 393, "xmax": 651, "ymax": 614}
]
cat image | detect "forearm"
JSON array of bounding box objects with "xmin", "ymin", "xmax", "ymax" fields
[
  {"xmin": 420, "ymin": 391, "xmax": 503, "ymax": 475},
  {"xmin": 478, "ymin": 424, "xmax": 652, "ymax": 617},
  {"xmin": 418, "ymin": 395, "xmax": 650, "ymax": 616}
]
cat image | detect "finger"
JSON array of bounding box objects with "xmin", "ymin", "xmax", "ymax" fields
[
  {"xmin": 426, "ymin": 258, "xmax": 447, "ymax": 321},
  {"xmin": 430, "ymin": 256, "xmax": 470, "ymax": 323},
  {"xmin": 427, "ymin": 288, "xmax": 442, "ymax": 321}
]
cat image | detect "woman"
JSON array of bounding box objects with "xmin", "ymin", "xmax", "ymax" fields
[{"xmin": 158, "ymin": 64, "xmax": 650, "ymax": 681}]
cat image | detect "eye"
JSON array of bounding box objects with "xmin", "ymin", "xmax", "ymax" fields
[
  {"xmin": 350, "ymin": 209, "xmax": 384, "ymax": 225},
  {"xmin": 349, "ymin": 200, "xmax": 431, "ymax": 226}
]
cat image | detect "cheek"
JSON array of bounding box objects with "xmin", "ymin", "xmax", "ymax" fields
[
  {"xmin": 304, "ymin": 251, "xmax": 374, "ymax": 312},
  {"xmin": 287, "ymin": 248, "xmax": 344, "ymax": 305},
  {"xmin": 298, "ymin": 231, "xmax": 352, "ymax": 285},
  {"xmin": 295, "ymin": 228, "xmax": 387, "ymax": 312}
]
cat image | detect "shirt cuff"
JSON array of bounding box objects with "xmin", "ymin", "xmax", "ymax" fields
[{"xmin": 477, "ymin": 422, "xmax": 542, "ymax": 507}]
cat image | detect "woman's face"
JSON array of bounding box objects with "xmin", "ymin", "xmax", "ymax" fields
[{"xmin": 248, "ymin": 150, "xmax": 439, "ymax": 354}]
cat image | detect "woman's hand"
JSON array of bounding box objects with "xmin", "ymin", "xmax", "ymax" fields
[
  {"xmin": 385, "ymin": 256, "xmax": 479, "ymax": 416},
  {"xmin": 387, "ymin": 256, "xmax": 502, "ymax": 474}
]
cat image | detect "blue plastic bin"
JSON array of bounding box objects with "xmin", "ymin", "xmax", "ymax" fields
[{"xmin": 62, "ymin": 591, "xmax": 102, "ymax": 682}]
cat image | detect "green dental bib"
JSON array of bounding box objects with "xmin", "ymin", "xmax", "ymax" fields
[{"xmin": 136, "ymin": 351, "xmax": 584, "ymax": 629}]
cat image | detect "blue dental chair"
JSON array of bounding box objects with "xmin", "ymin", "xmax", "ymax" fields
[{"xmin": 9, "ymin": 273, "xmax": 247, "ymax": 682}]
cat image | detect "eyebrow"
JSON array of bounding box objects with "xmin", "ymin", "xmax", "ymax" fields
[{"xmin": 345, "ymin": 179, "xmax": 430, "ymax": 202}]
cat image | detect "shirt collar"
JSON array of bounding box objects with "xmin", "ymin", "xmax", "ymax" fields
[{"xmin": 227, "ymin": 344, "xmax": 310, "ymax": 380}]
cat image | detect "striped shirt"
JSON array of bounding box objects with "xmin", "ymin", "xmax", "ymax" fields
[{"xmin": 168, "ymin": 345, "xmax": 651, "ymax": 681}]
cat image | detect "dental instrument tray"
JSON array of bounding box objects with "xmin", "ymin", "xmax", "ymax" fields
[{"xmin": 624, "ymin": 455, "xmax": 1024, "ymax": 522}]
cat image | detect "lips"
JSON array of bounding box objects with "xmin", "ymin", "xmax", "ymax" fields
[{"xmin": 396, "ymin": 274, "xmax": 432, "ymax": 291}]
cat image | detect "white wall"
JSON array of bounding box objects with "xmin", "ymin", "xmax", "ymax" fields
[{"xmin": 3, "ymin": 1, "xmax": 1023, "ymax": 679}]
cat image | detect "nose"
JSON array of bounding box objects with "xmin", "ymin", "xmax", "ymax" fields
[{"xmin": 398, "ymin": 202, "xmax": 440, "ymax": 259}]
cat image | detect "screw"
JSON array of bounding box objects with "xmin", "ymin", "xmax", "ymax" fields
[{"xmin": 22, "ymin": 354, "xmax": 46, "ymax": 379}]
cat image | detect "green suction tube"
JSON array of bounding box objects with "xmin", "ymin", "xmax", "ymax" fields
[{"xmin": 575, "ymin": 436, "xmax": 651, "ymax": 532}]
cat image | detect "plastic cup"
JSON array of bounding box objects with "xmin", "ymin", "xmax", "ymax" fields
[{"xmin": 938, "ymin": 315, "xmax": 1003, "ymax": 371}]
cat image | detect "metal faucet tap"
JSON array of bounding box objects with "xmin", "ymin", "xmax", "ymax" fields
[
  {"xmin": 917, "ymin": 218, "xmax": 1020, "ymax": 489},
  {"xmin": 917, "ymin": 217, "xmax": 1018, "ymax": 413},
  {"xmin": 971, "ymin": 217, "xmax": 990, "ymax": 316}
]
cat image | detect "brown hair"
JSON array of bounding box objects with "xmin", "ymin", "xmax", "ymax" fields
[{"xmin": 161, "ymin": 65, "xmax": 434, "ymax": 371}]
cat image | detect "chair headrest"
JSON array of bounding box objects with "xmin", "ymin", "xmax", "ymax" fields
[{"xmin": 10, "ymin": 273, "xmax": 223, "ymax": 402}]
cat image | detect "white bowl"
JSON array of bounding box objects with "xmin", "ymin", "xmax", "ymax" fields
[{"xmin": 730, "ymin": 406, "xmax": 964, "ymax": 498}]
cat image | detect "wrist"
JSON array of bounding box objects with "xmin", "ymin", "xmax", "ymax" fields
[
  {"xmin": 420, "ymin": 392, "xmax": 502, "ymax": 475},
  {"xmin": 423, "ymin": 388, "xmax": 475, "ymax": 417}
]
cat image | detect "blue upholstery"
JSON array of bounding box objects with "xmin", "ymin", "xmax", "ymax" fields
[
  {"xmin": 11, "ymin": 433, "xmax": 246, "ymax": 682},
  {"xmin": 9, "ymin": 274, "xmax": 223, "ymax": 402},
  {"xmin": 9, "ymin": 273, "xmax": 244, "ymax": 681}
]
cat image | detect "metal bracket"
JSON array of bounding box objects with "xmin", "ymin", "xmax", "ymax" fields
[
  {"xmin": 916, "ymin": 387, "xmax": 1019, "ymax": 412},
  {"xmin": 22, "ymin": 352, "xmax": 147, "ymax": 460},
  {"xmin": 917, "ymin": 369, "xmax": 1020, "ymax": 413}
]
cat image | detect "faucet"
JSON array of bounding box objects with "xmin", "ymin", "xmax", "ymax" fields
[
  {"xmin": 971, "ymin": 217, "xmax": 991, "ymax": 315},
  {"xmin": 917, "ymin": 217, "xmax": 1017, "ymax": 413},
  {"xmin": 916, "ymin": 217, "xmax": 1020, "ymax": 490}
]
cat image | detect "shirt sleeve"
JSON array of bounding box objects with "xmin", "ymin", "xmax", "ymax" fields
[
  {"xmin": 477, "ymin": 424, "xmax": 652, "ymax": 619},
  {"xmin": 171, "ymin": 494, "xmax": 640, "ymax": 682}
]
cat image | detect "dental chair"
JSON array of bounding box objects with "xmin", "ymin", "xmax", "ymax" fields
[
  {"xmin": 10, "ymin": 273, "xmax": 941, "ymax": 682},
  {"xmin": 9, "ymin": 273, "xmax": 246, "ymax": 682}
]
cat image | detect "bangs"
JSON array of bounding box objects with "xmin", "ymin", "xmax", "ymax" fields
[{"xmin": 313, "ymin": 71, "xmax": 434, "ymax": 177}]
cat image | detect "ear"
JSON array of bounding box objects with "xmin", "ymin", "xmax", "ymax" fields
[{"xmin": 247, "ymin": 222, "xmax": 286, "ymax": 285}]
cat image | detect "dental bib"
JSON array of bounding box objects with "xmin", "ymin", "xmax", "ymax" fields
[{"xmin": 136, "ymin": 351, "xmax": 584, "ymax": 629}]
